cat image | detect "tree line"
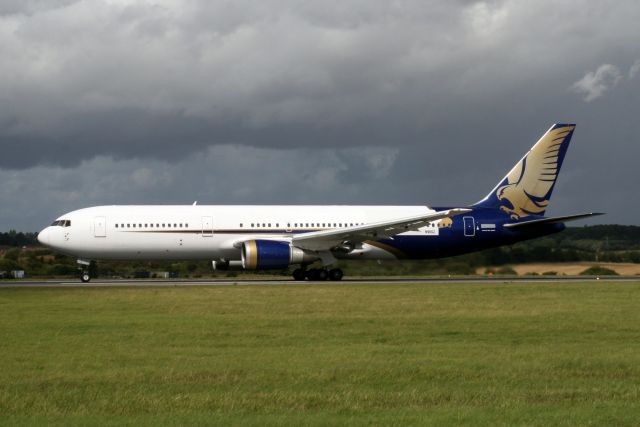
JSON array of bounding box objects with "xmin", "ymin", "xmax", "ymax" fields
[{"xmin": 1, "ymin": 225, "xmax": 638, "ymax": 277}]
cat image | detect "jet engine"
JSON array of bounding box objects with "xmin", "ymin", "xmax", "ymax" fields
[{"xmin": 241, "ymin": 240, "xmax": 317, "ymax": 270}]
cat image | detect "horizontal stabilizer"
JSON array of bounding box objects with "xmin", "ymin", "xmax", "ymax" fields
[{"xmin": 503, "ymin": 212, "xmax": 605, "ymax": 229}]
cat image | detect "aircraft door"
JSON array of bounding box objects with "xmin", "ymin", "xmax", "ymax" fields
[
  {"xmin": 463, "ymin": 216, "xmax": 475, "ymax": 237},
  {"xmin": 94, "ymin": 216, "xmax": 106, "ymax": 237},
  {"xmin": 202, "ymin": 216, "xmax": 213, "ymax": 237}
]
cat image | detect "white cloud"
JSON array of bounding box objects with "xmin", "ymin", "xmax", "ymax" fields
[{"xmin": 570, "ymin": 64, "xmax": 623, "ymax": 102}]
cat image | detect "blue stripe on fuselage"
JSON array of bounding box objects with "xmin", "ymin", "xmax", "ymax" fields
[{"xmin": 373, "ymin": 207, "xmax": 565, "ymax": 259}]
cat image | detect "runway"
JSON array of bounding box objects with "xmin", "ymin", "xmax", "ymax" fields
[{"xmin": 1, "ymin": 276, "xmax": 638, "ymax": 288}]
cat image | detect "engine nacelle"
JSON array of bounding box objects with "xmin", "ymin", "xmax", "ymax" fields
[{"xmin": 241, "ymin": 240, "xmax": 317, "ymax": 270}]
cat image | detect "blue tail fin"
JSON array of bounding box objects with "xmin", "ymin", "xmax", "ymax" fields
[{"xmin": 473, "ymin": 123, "xmax": 576, "ymax": 219}]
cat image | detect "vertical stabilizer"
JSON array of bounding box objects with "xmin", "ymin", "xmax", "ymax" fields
[{"xmin": 473, "ymin": 123, "xmax": 576, "ymax": 219}]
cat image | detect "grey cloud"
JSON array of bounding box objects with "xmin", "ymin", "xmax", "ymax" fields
[
  {"xmin": 1, "ymin": 1, "xmax": 639, "ymax": 168},
  {"xmin": 629, "ymin": 60, "xmax": 640, "ymax": 79},
  {"xmin": 1, "ymin": 1, "xmax": 640, "ymax": 229},
  {"xmin": 0, "ymin": 145, "xmax": 400, "ymax": 230},
  {"xmin": 0, "ymin": 0, "xmax": 78, "ymax": 16}
]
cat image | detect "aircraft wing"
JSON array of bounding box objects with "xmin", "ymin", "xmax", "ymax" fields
[{"xmin": 291, "ymin": 208, "xmax": 472, "ymax": 251}]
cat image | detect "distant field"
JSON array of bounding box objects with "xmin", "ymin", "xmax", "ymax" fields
[
  {"xmin": 478, "ymin": 262, "xmax": 640, "ymax": 276},
  {"xmin": 1, "ymin": 282, "xmax": 640, "ymax": 426}
]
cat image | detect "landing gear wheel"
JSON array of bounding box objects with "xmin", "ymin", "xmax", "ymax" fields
[
  {"xmin": 316, "ymin": 269, "xmax": 328, "ymax": 281},
  {"xmin": 292, "ymin": 268, "xmax": 306, "ymax": 281},
  {"xmin": 329, "ymin": 268, "xmax": 344, "ymax": 281},
  {"xmin": 80, "ymin": 272, "xmax": 91, "ymax": 283},
  {"xmin": 306, "ymin": 269, "xmax": 318, "ymax": 281}
]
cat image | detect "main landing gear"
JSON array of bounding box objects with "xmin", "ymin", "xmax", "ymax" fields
[{"xmin": 292, "ymin": 267, "xmax": 344, "ymax": 281}]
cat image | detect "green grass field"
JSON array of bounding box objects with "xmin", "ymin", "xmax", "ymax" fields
[{"xmin": 1, "ymin": 281, "xmax": 639, "ymax": 426}]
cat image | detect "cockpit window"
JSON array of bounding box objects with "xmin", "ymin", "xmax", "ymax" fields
[{"xmin": 51, "ymin": 219, "xmax": 71, "ymax": 227}]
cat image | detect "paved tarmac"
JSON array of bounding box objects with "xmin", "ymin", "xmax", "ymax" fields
[{"xmin": 1, "ymin": 276, "xmax": 638, "ymax": 288}]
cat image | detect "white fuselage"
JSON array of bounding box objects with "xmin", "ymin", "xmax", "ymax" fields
[{"xmin": 37, "ymin": 205, "xmax": 440, "ymax": 261}]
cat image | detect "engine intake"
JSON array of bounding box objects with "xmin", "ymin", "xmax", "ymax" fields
[{"xmin": 241, "ymin": 240, "xmax": 317, "ymax": 270}]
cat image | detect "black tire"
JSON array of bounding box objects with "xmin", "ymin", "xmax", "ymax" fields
[
  {"xmin": 329, "ymin": 268, "xmax": 344, "ymax": 281},
  {"xmin": 306, "ymin": 269, "xmax": 318, "ymax": 281},
  {"xmin": 292, "ymin": 268, "xmax": 306, "ymax": 281},
  {"xmin": 80, "ymin": 273, "xmax": 91, "ymax": 283},
  {"xmin": 316, "ymin": 269, "xmax": 328, "ymax": 281}
]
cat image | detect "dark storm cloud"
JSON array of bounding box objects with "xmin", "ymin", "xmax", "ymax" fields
[
  {"xmin": 1, "ymin": 0, "xmax": 635, "ymax": 166},
  {"xmin": 1, "ymin": 0, "xmax": 639, "ymax": 229}
]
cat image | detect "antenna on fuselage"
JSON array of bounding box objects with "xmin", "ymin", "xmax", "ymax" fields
[{"xmin": 193, "ymin": 201, "xmax": 198, "ymax": 206}]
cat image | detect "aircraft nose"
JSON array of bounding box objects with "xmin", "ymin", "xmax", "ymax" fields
[{"xmin": 37, "ymin": 228, "xmax": 50, "ymax": 246}]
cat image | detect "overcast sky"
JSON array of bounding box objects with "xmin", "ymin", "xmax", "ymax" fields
[{"xmin": 1, "ymin": 0, "xmax": 639, "ymax": 231}]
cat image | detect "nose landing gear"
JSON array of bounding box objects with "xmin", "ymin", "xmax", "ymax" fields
[{"xmin": 77, "ymin": 259, "xmax": 94, "ymax": 283}]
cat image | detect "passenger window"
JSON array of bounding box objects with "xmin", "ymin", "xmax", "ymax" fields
[
  {"xmin": 115, "ymin": 224, "xmax": 118, "ymax": 228},
  {"xmin": 240, "ymin": 223, "xmax": 243, "ymax": 228},
  {"xmin": 133, "ymin": 224, "xmax": 136, "ymax": 228}
]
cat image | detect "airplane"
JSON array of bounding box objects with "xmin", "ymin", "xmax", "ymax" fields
[{"xmin": 37, "ymin": 123, "xmax": 602, "ymax": 282}]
